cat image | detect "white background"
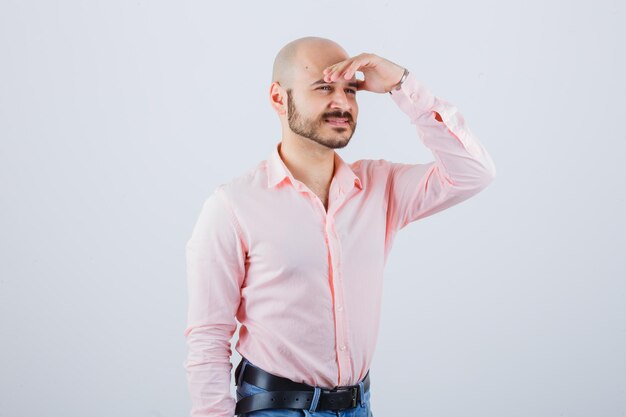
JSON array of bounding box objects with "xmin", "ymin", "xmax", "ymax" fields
[{"xmin": 1, "ymin": 1, "xmax": 624, "ymax": 416}]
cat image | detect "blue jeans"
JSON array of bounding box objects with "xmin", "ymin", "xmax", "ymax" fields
[{"xmin": 235, "ymin": 358, "xmax": 374, "ymax": 417}]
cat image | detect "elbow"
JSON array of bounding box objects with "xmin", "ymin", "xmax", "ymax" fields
[
  {"xmin": 474, "ymin": 175, "xmax": 494, "ymax": 193},
  {"xmin": 475, "ymin": 162, "xmax": 496, "ymax": 191},
  {"xmin": 482, "ymin": 162, "xmax": 496, "ymax": 186},
  {"xmin": 448, "ymin": 165, "xmax": 495, "ymax": 195},
  {"xmin": 481, "ymin": 170, "xmax": 496, "ymax": 190},
  {"xmin": 471, "ymin": 154, "xmax": 497, "ymax": 190},
  {"xmin": 456, "ymin": 158, "xmax": 496, "ymax": 190},
  {"xmin": 484, "ymin": 158, "xmax": 497, "ymax": 184}
]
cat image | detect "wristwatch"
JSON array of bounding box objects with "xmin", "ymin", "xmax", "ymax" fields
[{"xmin": 389, "ymin": 67, "xmax": 409, "ymax": 94}]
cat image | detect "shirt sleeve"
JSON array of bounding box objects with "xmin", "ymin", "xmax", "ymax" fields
[
  {"xmin": 385, "ymin": 70, "xmax": 497, "ymax": 232},
  {"xmin": 183, "ymin": 185, "xmax": 247, "ymax": 417}
]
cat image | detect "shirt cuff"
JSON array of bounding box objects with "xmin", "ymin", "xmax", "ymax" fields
[{"xmin": 389, "ymin": 70, "xmax": 437, "ymax": 123}]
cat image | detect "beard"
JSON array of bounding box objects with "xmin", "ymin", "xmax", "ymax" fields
[{"xmin": 286, "ymin": 89, "xmax": 357, "ymax": 149}]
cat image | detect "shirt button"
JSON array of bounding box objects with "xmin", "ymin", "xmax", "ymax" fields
[
  {"xmin": 337, "ymin": 306, "xmax": 343, "ymax": 311},
  {"xmin": 340, "ymin": 345, "xmax": 346, "ymax": 351},
  {"xmin": 410, "ymin": 92, "xmax": 418, "ymax": 101}
]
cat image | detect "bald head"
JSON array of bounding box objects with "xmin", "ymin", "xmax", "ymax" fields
[{"xmin": 271, "ymin": 36, "xmax": 349, "ymax": 90}]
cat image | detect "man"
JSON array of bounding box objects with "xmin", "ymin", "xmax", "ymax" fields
[{"xmin": 183, "ymin": 36, "xmax": 496, "ymax": 417}]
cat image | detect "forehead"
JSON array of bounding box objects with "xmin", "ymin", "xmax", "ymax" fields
[{"xmin": 293, "ymin": 47, "xmax": 350, "ymax": 83}]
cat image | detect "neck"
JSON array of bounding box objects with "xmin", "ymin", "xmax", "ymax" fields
[{"xmin": 278, "ymin": 135, "xmax": 335, "ymax": 189}]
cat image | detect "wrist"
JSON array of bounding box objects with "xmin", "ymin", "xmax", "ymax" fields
[{"xmin": 388, "ymin": 67, "xmax": 409, "ymax": 94}]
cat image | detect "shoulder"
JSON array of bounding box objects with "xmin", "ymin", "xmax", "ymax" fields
[{"xmin": 348, "ymin": 157, "xmax": 396, "ymax": 180}]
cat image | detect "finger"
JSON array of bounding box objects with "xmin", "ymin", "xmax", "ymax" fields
[
  {"xmin": 343, "ymin": 60, "xmax": 362, "ymax": 80},
  {"xmin": 323, "ymin": 60, "xmax": 346, "ymax": 80},
  {"xmin": 322, "ymin": 64, "xmax": 338, "ymax": 74},
  {"xmin": 346, "ymin": 56, "xmax": 377, "ymax": 81},
  {"xmin": 340, "ymin": 59, "xmax": 362, "ymax": 80},
  {"xmin": 323, "ymin": 61, "xmax": 342, "ymax": 74},
  {"xmin": 323, "ymin": 64, "xmax": 340, "ymax": 82},
  {"xmin": 327, "ymin": 59, "xmax": 355, "ymax": 81}
]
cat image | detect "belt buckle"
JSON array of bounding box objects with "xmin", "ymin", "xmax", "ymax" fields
[
  {"xmin": 328, "ymin": 385, "xmax": 359, "ymax": 410},
  {"xmin": 350, "ymin": 386, "xmax": 358, "ymax": 408}
]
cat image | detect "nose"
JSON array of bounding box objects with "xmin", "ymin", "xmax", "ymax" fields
[{"xmin": 329, "ymin": 88, "xmax": 353, "ymax": 112}]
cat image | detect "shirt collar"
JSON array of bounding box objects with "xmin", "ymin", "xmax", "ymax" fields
[{"xmin": 266, "ymin": 141, "xmax": 362, "ymax": 191}]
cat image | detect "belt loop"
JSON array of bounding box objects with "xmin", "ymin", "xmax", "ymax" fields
[
  {"xmin": 358, "ymin": 380, "xmax": 365, "ymax": 407},
  {"xmin": 309, "ymin": 387, "xmax": 322, "ymax": 412},
  {"xmin": 236, "ymin": 358, "xmax": 248, "ymax": 387}
]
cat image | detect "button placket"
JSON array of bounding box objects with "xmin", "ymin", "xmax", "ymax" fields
[{"xmin": 324, "ymin": 213, "xmax": 347, "ymax": 380}]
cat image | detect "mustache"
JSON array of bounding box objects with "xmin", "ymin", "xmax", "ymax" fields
[{"xmin": 322, "ymin": 111, "xmax": 353, "ymax": 121}]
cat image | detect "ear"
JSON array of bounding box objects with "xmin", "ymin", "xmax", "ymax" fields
[{"xmin": 269, "ymin": 82, "xmax": 287, "ymax": 115}]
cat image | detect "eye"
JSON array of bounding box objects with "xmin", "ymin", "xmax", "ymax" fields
[{"xmin": 317, "ymin": 86, "xmax": 357, "ymax": 95}]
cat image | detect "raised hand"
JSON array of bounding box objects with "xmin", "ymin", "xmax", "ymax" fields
[{"xmin": 322, "ymin": 53, "xmax": 406, "ymax": 94}]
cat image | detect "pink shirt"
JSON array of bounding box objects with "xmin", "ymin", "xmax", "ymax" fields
[{"xmin": 183, "ymin": 71, "xmax": 496, "ymax": 417}]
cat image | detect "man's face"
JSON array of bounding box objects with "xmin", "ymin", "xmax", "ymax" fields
[{"xmin": 285, "ymin": 69, "xmax": 358, "ymax": 150}]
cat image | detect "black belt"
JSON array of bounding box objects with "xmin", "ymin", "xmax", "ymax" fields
[{"xmin": 234, "ymin": 357, "xmax": 370, "ymax": 415}]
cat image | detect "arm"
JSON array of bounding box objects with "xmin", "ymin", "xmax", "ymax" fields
[
  {"xmin": 385, "ymin": 70, "xmax": 497, "ymax": 231},
  {"xmin": 183, "ymin": 186, "xmax": 247, "ymax": 417},
  {"xmin": 323, "ymin": 53, "xmax": 495, "ymax": 234}
]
